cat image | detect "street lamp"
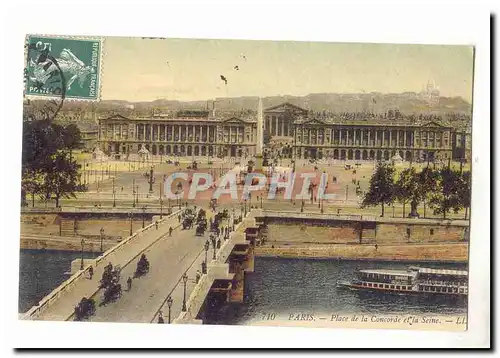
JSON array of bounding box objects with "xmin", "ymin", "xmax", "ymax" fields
[
  {"xmin": 181, "ymin": 273, "xmax": 188, "ymax": 312},
  {"xmin": 232, "ymin": 208, "xmax": 235, "ymax": 231},
  {"xmin": 132, "ymin": 179, "xmax": 136, "ymax": 207},
  {"xmin": 80, "ymin": 238, "xmax": 85, "ymax": 270},
  {"xmin": 244, "ymin": 198, "xmax": 247, "ymax": 216},
  {"xmin": 129, "ymin": 212, "xmax": 133, "ymax": 236},
  {"xmin": 160, "ymin": 198, "xmax": 163, "ymax": 219},
  {"xmin": 211, "ymin": 234, "xmax": 217, "ymax": 260},
  {"xmin": 112, "ymin": 177, "xmax": 116, "ymax": 208},
  {"xmin": 203, "ymin": 240, "xmax": 209, "ymax": 274},
  {"xmin": 100, "ymin": 227, "xmax": 104, "ymax": 252},
  {"xmin": 166, "ymin": 296, "xmax": 173, "ymax": 323},
  {"xmin": 142, "ymin": 205, "xmax": 147, "ymax": 228},
  {"xmin": 148, "ymin": 166, "xmax": 155, "ymax": 194}
]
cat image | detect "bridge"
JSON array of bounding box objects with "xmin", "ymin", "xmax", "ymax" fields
[
  {"xmin": 21, "ymin": 208, "xmax": 468, "ymax": 324},
  {"xmin": 21, "ymin": 206, "xmax": 264, "ymax": 324}
]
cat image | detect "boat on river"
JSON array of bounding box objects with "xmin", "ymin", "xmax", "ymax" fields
[{"xmin": 337, "ymin": 266, "xmax": 468, "ymax": 296}]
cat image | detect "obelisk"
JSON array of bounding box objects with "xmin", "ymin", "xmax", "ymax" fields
[{"xmin": 255, "ymin": 97, "xmax": 264, "ymax": 170}]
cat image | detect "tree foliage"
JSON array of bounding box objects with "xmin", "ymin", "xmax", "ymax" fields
[
  {"xmin": 362, "ymin": 164, "xmax": 471, "ymax": 220},
  {"xmin": 394, "ymin": 167, "xmax": 418, "ymax": 218},
  {"xmin": 21, "ymin": 120, "xmax": 83, "ymax": 207},
  {"xmin": 361, "ymin": 162, "xmax": 395, "ymax": 217}
]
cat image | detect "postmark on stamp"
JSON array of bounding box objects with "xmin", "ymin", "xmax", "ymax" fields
[{"xmin": 25, "ymin": 35, "xmax": 102, "ymax": 101}]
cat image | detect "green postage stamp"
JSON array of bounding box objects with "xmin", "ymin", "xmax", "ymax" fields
[{"xmin": 25, "ymin": 35, "xmax": 103, "ymax": 100}]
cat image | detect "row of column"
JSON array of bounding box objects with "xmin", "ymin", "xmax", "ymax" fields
[
  {"xmin": 104, "ymin": 123, "xmax": 254, "ymax": 144},
  {"xmin": 294, "ymin": 128, "xmax": 449, "ymax": 149},
  {"xmin": 266, "ymin": 116, "xmax": 291, "ymax": 137}
]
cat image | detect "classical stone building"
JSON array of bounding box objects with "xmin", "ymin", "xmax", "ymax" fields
[
  {"xmin": 98, "ymin": 102, "xmax": 465, "ymax": 162},
  {"xmin": 98, "ymin": 109, "xmax": 258, "ymax": 158},
  {"xmin": 264, "ymin": 103, "xmax": 456, "ymax": 162}
]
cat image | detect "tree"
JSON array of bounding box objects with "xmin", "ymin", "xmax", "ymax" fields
[
  {"xmin": 394, "ymin": 167, "xmax": 418, "ymax": 218},
  {"xmin": 362, "ymin": 162, "xmax": 395, "ymax": 217},
  {"xmin": 417, "ymin": 166, "xmax": 438, "ymax": 218},
  {"xmin": 428, "ymin": 168, "xmax": 461, "ymax": 219},
  {"xmin": 22, "ymin": 120, "xmax": 65, "ymax": 173},
  {"xmin": 22, "ymin": 169, "xmax": 44, "ymax": 208},
  {"xmin": 22, "ymin": 121, "xmax": 83, "ymax": 207},
  {"xmin": 62, "ymin": 123, "xmax": 83, "ymax": 154},
  {"xmin": 43, "ymin": 152, "xmax": 79, "ymax": 208},
  {"xmin": 457, "ymin": 171, "xmax": 471, "ymax": 220}
]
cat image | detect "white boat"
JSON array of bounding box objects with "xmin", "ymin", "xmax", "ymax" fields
[{"xmin": 337, "ymin": 266, "xmax": 468, "ymax": 296}]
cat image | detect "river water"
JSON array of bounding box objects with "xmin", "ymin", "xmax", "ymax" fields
[
  {"xmin": 18, "ymin": 249, "xmax": 97, "ymax": 313},
  {"xmin": 203, "ymin": 257, "xmax": 468, "ymax": 325}
]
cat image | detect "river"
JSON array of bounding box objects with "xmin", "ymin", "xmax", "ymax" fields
[
  {"xmin": 203, "ymin": 257, "xmax": 468, "ymax": 325},
  {"xmin": 18, "ymin": 249, "xmax": 97, "ymax": 313}
]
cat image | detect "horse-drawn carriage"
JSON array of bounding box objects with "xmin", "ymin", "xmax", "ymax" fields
[
  {"xmin": 99, "ymin": 263, "xmax": 120, "ymax": 290},
  {"xmin": 134, "ymin": 254, "xmax": 150, "ymax": 278},
  {"xmin": 98, "ymin": 263, "xmax": 122, "ymax": 304},
  {"xmin": 183, "ymin": 216, "xmax": 195, "ymax": 229},
  {"xmin": 74, "ymin": 297, "xmax": 96, "ymax": 321},
  {"xmin": 196, "ymin": 220, "xmax": 207, "ymax": 236},
  {"xmin": 103, "ymin": 282, "xmax": 122, "ymax": 303}
]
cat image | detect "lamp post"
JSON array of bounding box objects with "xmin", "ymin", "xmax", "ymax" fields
[
  {"xmin": 160, "ymin": 198, "xmax": 163, "ymax": 219},
  {"xmin": 132, "ymin": 179, "xmax": 136, "ymax": 207},
  {"xmin": 244, "ymin": 198, "xmax": 247, "ymax": 216},
  {"xmin": 142, "ymin": 205, "xmax": 147, "ymax": 228},
  {"xmin": 181, "ymin": 273, "xmax": 188, "ymax": 312},
  {"xmin": 148, "ymin": 166, "xmax": 155, "ymax": 193},
  {"xmin": 112, "ymin": 177, "xmax": 116, "ymax": 208},
  {"xmin": 203, "ymin": 240, "xmax": 209, "ymax": 274},
  {"xmin": 136, "ymin": 185, "xmax": 140, "ymax": 205},
  {"xmin": 166, "ymin": 296, "xmax": 173, "ymax": 323},
  {"xmin": 129, "ymin": 212, "xmax": 133, "ymax": 236},
  {"xmin": 80, "ymin": 238, "xmax": 85, "ymax": 270},
  {"xmin": 232, "ymin": 208, "xmax": 236, "ymax": 231},
  {"xmin": 100, "ymin": 227, "xmax": 104, "ymax": 252},
  {"xmin": 211, "ymin": 234, "xmax": 217, "ymax": 260},
  {"xmin": 260, "ymin": 195, "xmax": 263, "ymax": 209}
]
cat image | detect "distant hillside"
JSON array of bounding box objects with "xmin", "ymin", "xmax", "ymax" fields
[
  {"xmin": 99, "ymin": 92, "xmax": 471, "ymax": 114},
  {"xmin": 31, "ymin": 92, "xmax": 472, "ymax": 116}
]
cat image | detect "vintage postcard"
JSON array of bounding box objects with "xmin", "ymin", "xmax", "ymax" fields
[{"xmin": 19, "ymin": 35, "xmax": 474, "ymax": 335}]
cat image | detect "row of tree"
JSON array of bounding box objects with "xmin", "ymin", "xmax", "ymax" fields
[
  {"xmin": 362, "ymin": 162, "xmax": 471, "ymax": 220},
  {"xmin": 22, "ymin": 120, "xmax": 83, "ymax": 207}
]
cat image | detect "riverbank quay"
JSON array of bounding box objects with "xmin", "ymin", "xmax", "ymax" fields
[{"xmin": 254, "ymin": 242, "xmax": 468, "ymax": 263}]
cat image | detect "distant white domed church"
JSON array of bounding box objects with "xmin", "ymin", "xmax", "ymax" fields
[{"xmin": 419, "ymin": 80, "xmax": 440, "ymax": 105}]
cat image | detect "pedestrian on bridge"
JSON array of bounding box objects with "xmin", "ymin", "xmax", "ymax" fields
[
  {"xmin": 88, "ymin": 266, "xmax": 93, "ymax": 280},
  {"xmin": 169, "ymin": 226, "xmax": 173, "ymax": 236},
  {"xmin": 127, "ymin": 276, "xmax": 132, "ymax": 291},
  {"xmin": 155, "ymin": 221, "xmax": 159, "ymax": 230},
  {"xmin": 178, "ymin": 214, "xmax": 181, "ymax": 223},
  {"xmin": 196, "ymin": 270, "xmax": 201, "ymax": 284}
]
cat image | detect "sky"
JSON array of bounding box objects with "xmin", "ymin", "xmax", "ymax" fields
[{"xmin": 101, "ymin": 37, "xmax": 474, "ymax": 103}]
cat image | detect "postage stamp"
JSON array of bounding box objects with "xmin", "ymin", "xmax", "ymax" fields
[{"xmin": 24, "ymin": 35, "xmax": 102, "ymax": 100}]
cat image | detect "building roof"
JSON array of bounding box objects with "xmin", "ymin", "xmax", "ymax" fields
[{"xmin": 264, "ymin": 102, "xmax": 308, "ymax": 113}]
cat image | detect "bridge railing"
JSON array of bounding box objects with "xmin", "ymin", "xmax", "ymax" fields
[
  {"xmin": 174, "ymin": 210, "xmax": 253, "ymax": 324},
  {"xmin": 21, "ymin": 209, "xmax": 181, "ymax": 321}
]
